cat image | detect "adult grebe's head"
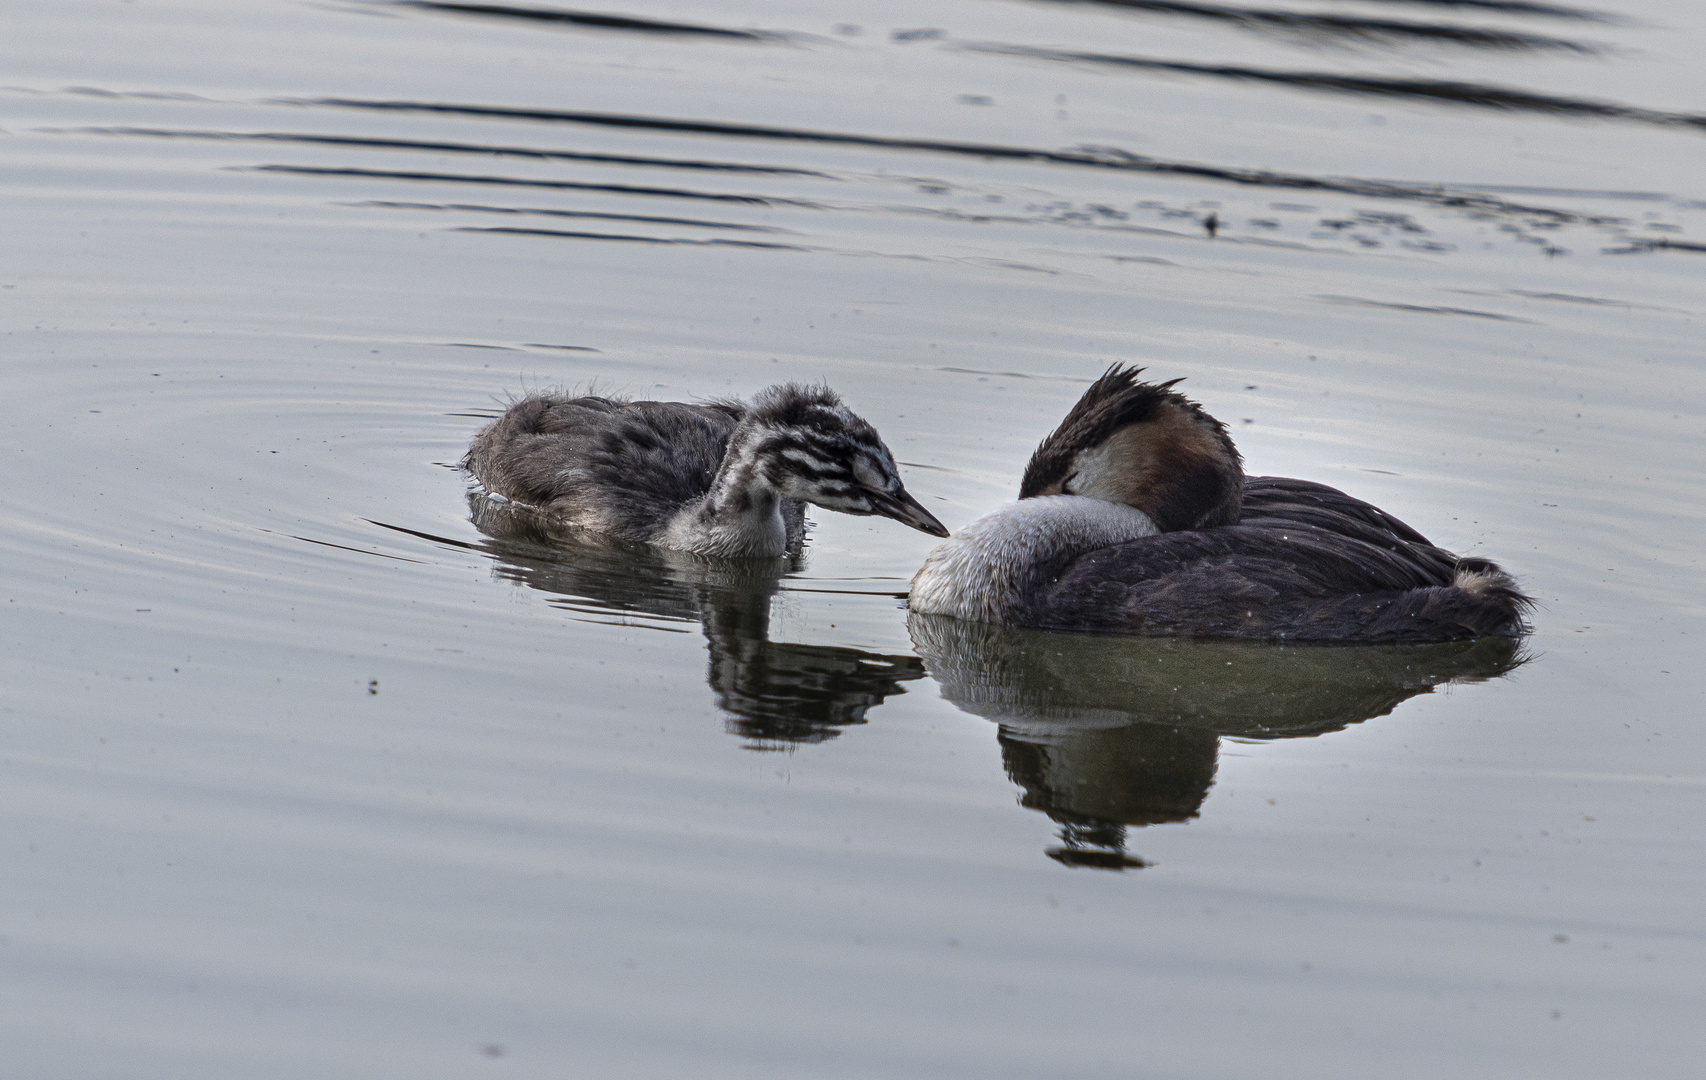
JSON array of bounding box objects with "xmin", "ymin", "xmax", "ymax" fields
[
  {"xmin": 1018, "ymin": 365, "xmax": 1244, "ymax": 531},
  {"xmin": 744, "ymin": 383, "xmax": 949, "ymax": 537}
]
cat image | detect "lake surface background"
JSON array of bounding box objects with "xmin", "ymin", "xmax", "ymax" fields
[{"xmin": 3, "ymin": 1, "xmax": 1702, "ymax": 1076}]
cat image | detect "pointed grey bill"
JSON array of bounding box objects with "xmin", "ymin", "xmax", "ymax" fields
[{"xmin": 866, "ymin": 486, "xmax": 950, "ymax": 537}]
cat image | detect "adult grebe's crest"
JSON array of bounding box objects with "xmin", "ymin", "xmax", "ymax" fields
[{"xmin": 1019, "ymin": 365, "xmax": 1243, "ymax": 531}]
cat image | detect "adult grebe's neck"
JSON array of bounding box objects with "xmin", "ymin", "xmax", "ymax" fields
[
  {"xmin": 909, "ymin": 496, "xmax": 1159, "ymax": 624},
  {"xmin": 659, "ymin": 420, "xmax": 790, "ymax": 558}
]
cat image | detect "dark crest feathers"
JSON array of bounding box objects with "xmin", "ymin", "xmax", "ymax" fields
[{"xmin": 1019, "ymin": 365, "xmax": 1245, "ymax": 530}]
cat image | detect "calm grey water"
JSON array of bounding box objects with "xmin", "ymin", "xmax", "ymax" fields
[{"xmin": 3, "ymin": 1, "xmax": 1702, "ymax": 1076}]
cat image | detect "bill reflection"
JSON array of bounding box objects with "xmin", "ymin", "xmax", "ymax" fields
[{"xmin": 909, "ymin": 614, "xmax": 1523, "ymax": 870}]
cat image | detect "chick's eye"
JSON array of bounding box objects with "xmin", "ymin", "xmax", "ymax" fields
[{"xmin": 851, "ymin": 458, "xmax": 886, "ymax": 490}]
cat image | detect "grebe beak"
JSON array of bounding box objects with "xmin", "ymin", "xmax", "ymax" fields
[{"xmin": 867, "ymin": 487, "xmax": 950, "ymax": 537}]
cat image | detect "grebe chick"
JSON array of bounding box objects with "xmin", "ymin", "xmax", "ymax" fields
[
  {"xmin": 910, "ymin": 366, "xmax": 1531, "ymax": 643},
  {"xmin": 465, "ymin": 383, "xmax": 947, "ymax": 558}
]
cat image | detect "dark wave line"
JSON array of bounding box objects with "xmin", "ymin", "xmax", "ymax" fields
[
  {"xmin": 1295, "ymin": 0, "xmax": 1616, "ymax": 20},
  {"xmin": 60, "ymin": 126, "xmax": 832, "ymax": 176},
  {"xmin": 366, "ymin": 518, "xmax": 485, "ymax": 552},
  {"xmin": 244, "ymin": 164, "xmax": 815, "ymax": 205},
  {"xmin": 1315, "ymin": 294, "xmax": 1535, "ymax": 321},
  {"xmin": 964, "ymin": 44, "xmax": 1706, "ymax": 132},
  {"xmin": 62, "ymin": 86, "xmax": 208, "ymax": 101},
  {"xmin": 454, "ymin": 225, "xmax": 807, "ymax": 249},
  {"xmin": 1019, "ymin": 0, "xmax": 1601, "ymax": 51},
  {"xmin": 289, "ymin": 534, "xmax": 428, "ymax": 563},
  {"xmin": 1490, "ymin": 289, "xmax": 1648, "ymax": 306},
  {"xmin": 1434, "ymin": 182, "xmax": 1668, "ymax": 201},
  {"xmin": 1603, "ymin": 237, "xmax": 1706, "ymax": 255},
  {"xmin": 349, "ymin": 199, "xmax": 784, "ymax": 231},
  {"xmin": 395, "ymin": 1, "xmax": 779, "ymax": 40},
  {"xmin": 287, "ymin": 97, "xmax": 1627, "ymax": 221}
]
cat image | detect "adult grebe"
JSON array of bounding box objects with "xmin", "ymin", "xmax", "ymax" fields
[
  {"xmin": 465, "ymin": 383, "xmax": 948, "ymax": 558},
  {"xmin": 909, "ymin": 366, "xmax": 1531, "ymax": 642}
]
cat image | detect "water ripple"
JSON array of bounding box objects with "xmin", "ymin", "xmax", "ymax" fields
[
  {"xmin": 57, "ymin": 126, "xmax": 834, "ymax": 176},
  {"xmin": 243, "ymin": 163, "xmax": 813, "ymax": 205},
  {"xmin": 350, "ymin": 200, "xmax": 789, "ymax": 231},
  {"xmin": 1018, "ymin": 0, "xmax": 1606, "ymax": 51},
  {"xmin": 453, "ymin": 225, "xmax": 808, "ymax": 250},
  {"xmin": 284, "ymin": 97, "xmax": 1639, "ymax": 222},
  {"xmin": 962, "ymin": 44, "xmax": 1706, "ymax": 131},
  {"xmin": 392, "ymin": 1, "xmax": 790, "ymax": 42}
]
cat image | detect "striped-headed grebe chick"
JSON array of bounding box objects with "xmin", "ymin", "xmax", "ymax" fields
[
  {"xmin": 465, "ymin": 383, "xmax": 948, "ymax": 559},
  {"xmin": 910, "ymin": 366, "xmax": 1531, "ymax": 643}
]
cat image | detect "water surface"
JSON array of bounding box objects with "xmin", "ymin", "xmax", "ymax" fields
[{"xmin": 3, "ymin": 1, "xmax": 1703, "ymax": 1076}]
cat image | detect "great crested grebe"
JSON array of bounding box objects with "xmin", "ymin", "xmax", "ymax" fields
[
  {"xmin": 909, "ymin": 366, "xmax": 1531, "ymax": 642},
  {"xmin": 464, "ymin": 383, "xmax": 948, "ymax": 558}
]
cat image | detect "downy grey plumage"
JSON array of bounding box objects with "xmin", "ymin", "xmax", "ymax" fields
[{"xmin": 464, "ymin": 383, "xmax": 947, "ymax": 558}]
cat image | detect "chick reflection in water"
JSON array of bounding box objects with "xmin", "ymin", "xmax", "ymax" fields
[
  {"xmin": 469, "ymin": 493, "xmax": 925, "ymax": 746},
  {"xmin": 909, "ymin": 613, "xmax": 1521, "ymax": 869}
]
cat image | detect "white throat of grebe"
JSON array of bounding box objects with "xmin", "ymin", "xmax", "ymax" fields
[{"xmin": 909, "ymin": 496, "xmax": 1159, "ymax": 624}]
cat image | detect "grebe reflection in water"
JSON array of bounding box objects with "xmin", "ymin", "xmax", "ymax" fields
[
  {"xmin": 910, "ymin": 612, "xmax": 1523, "ymax": 869},
  {"xmin": 455, "ymin": 492, "xmax": 926, "ymax": 747}
]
